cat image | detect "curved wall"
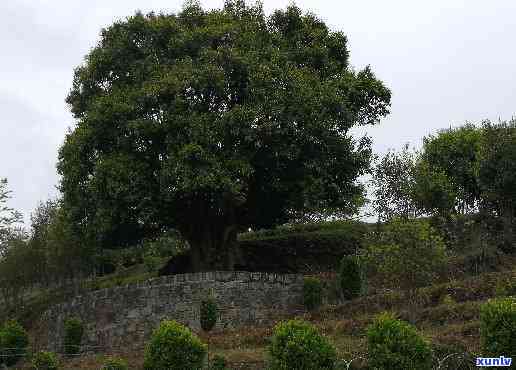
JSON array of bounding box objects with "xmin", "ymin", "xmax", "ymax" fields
[{"xmin": 40, "ymin": 271, "xmax": 303, "ymax": 351}]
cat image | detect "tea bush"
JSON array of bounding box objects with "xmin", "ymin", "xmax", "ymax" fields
[
  {"xmin": 480, "ymin": 297, "xmax": 516, "ymax": 357},
  {"xmin": 338, "ymin": 255, "xmax": 363, "ymax": 300},
  {"xmin": 0, "ymin": 320, "xmax": 29, "ymax": 366},
  {"xmin": 63, "ymin": 318, "xmax": 84, "ymax": 355},
  {"xmin": 210, "ymin": 354, "xmax": 228, "ymax": 370},
  {"xmin": 367, "ymin": 313, "xmax": 433, "ymax": 370},
  {"xmin": 303, "ymin": 277, "xmax": 323, "ymax": 310},
  {"xmin": 200, "ymin": 297, "xmax": 218, "ymax": 332},
  {"xmin": 269, "ymin": 319, "xmax": 336, "ymax": 370},
  {"xmin": 101, "ymin": 356, "xmax": 128, "ymax": 370},
  {"xmin": 31, "ymin": 351, "xmax": 59, "ymax": 370},
  {"xmin": 143, "ymin": 320, "xmax": 207, "ymax": 370}
]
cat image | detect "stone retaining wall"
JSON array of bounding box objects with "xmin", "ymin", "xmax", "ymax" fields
[{"xmin": 40, "ymin": 271, "xmax": 304, "ymax": 351}]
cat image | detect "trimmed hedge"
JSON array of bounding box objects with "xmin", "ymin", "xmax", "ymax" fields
[
  {"xmin": 269, "ymin": 319, "xmax": 336, "ymax": 370},
  {"xmin": 480, "ymin": 297, "xmax": 516, "ymax": 357},
  {"xmin": 367, "ymin": 313, "xmax": 433, "ymax": 370},
  {"xmin": 237, "ymin": 221, "xmax": 368, "ymax": 273},
  {"xmin": 143, "ymin": 320, "xmax": 207, "ymax": 370}
]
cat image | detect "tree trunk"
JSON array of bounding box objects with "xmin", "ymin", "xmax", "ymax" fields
[{"xmin": 187, "ymin": 223, "xmax": 239, "ymax": 272}]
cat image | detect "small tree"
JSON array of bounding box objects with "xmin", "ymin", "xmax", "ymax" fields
[
  {"xmin": 303, "ymin": 277, "xmax": 323, "ymax": 311},
  {"xmin": 367, "ymin": 313, "xmax": 433, "ymax": 370},
  {"xmin": 200, "ymin": 297, "xmax": 218, "ymax": 332},
  {"xmin": 338, "ymin": 255, "xmax": 363, "ymax": 300},
  {"xmin": 143, "ymin": 320, "xmax": 207, "ymax": 370},
  {"xmin": 372, "ymin": 144, "xmax": 420, "ymax": 221},
  {"xmin": 269, "ymin": 319, "xmax": 336, "ymax": 370},
  {"xmin": 63, "ymin": 318, "xmax": 84, "ymax": 355},
  {"xmin": 0, "ymin": 178, "xmax": 23, "ymax": 257}
]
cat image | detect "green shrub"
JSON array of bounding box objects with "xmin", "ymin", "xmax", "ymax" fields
[
  {"xmin": 303, "ymin": 277, "xmax": 323, "ymax": 310},
  {"xmin": 31, "ymin": 351, "xmax": 59, "ymax": 370},
  {"xmin": 367, "ymin": 313, "xmax": 433, "ymax": 370},
  {"xmin": 338, "ymin": 255, "xmax": 363, "ymax": 300},
  {"xmin": 0, "ymin": 320, "xmax": 29, "ymax": 366},
  {"xmin": 143, "ymin": 320, "xmax": 207, "ymax": 370},
  {"xmin": 269, "ymin": 319, "xmax": 336, "ymax": 370},
  {"xmin": 200, "ymin": 297, "xmax": 218, "ymax": 332},
  {"xmin": 210, "ymin": 354, "xmax": 228, "ymax": 370},
  {"xmin": 101, "ymin": 356, "xmax": 128, "ymax": 370},
  {"xmin": 63, "ymin": 317, "xmax": 84, "ymax": 355},
  {"xmin": 480, "ymin": 297, "xmax": 516, "ymax": 356},
  {"xmin": 364, "ymin": 219, "xmax": 447, "ymax": 291}
]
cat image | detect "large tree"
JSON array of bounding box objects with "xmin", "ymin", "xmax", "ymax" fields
[{"xmin": 58, "ymin": 1, "xmax": 390, "ymax": 271}]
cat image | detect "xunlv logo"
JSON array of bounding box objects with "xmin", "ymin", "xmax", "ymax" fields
[{"xmin": 476, "ymin": 356, "xmax": 512, "ymax": 367}]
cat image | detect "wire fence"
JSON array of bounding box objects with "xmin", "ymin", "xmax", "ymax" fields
[{"xmin": 0, "ymin": 345, "xmax": 480, "ymax": 369}]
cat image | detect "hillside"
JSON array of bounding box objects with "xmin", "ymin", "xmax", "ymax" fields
[{"xmin": 30, "ymin": 259, "xmax": 516, "ymax": 370}]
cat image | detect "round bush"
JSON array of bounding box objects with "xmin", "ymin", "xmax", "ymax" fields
[
  {"xmin": 303, "ymin": 277, "xmax": 323, "ymax": 311},
  {"xmin": 339, "ymin": 255, "xmax": 363, "ymax": 300},
  {"xmin": 269, "ymin": 319, "xmax": 336, "ymax": 370},
  {"xmin": 31, "ymin": 351, "xmax": 59, "ymax": 370},
  {"xmin": 143, "ymin": 320, "xmax": 207, "ymax": 370},
  {"xmin": 367, "ymin": 313, "xmax": 433, "ymax": 370},
  {"xmin": 63, "ymin": 317, "xmax": 84, "ymax": 355},
  {"xmin": 210, "ymin": 354, "xmax": 228, "ymax": 370},
  {"xmin": 200, "ymin": 297, "xmax": 218, "ymax": 332},
  {"xmin": 0, "ymin": 320, "xmax": 29, "ymax": 366},
  {"xmin": 101, "ymin": 356, "xmax": 128, "ymax": 370},
  {"xmin": 480, "ymin": 297, "xmax": 516, "ymax": 357}
]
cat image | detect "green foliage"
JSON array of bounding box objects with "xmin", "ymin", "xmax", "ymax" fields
[
  {"xmin": 372, "ymin": 144, "xmax": 420, "ymax": 221},
  {"xmin": 0, "ymin": 320, "xmax": 29, "ymax": 366},
  {"xmin": 303, "ymin": 277, "xmax": 323, "ymax": 310},
  {"xmin": 268, "ymin": 319, "xmax": 336, "ymax": 370},
  {"xmin": 143, "ymin": 253, "xmax": 160, "ymax": 273},
  {"xmin": 238, "ymin": 221, "xmax": 368, "ymax": 273},
  {"xmin": 367, "ymin": 313, "xmax": 433, "ymax": 370},
  {"xmin": 210, "ymin": 354, "xmax": 228, "ymax": 370},
  {"xmin": 480, "ymin": 297, "xmax": 516, "ymax": 357},
  {"xmin": 200, "ymin": 297, "xmax": 218, "ymax": 332},
  {"xmin": 414, "ymin": 123, "xmax": 482, "ymax": 216},
  {"xmin": 58, "ymin": 2, "xmax": 390, "ymax": 270},
  {"xmin": 364, "ymin": 219, "xmax": 447, "ymax": 290},
  {"xmin": 338, "ymin": 255, "xmax": 363, "ymax": 300},
  {"xmin": 0, "ymin": 178, "xmax": 23, "ymax": 257},
  {"xmin": 143, "ymin": 320, "xmax": 207, "ymax": 370},
  {"xmin": 478, "ymin": 119, "xmax": 516, "ymax": 252},
  {"xmin": 101, "ymin": 356, "xmax": 129, "ymax": 370},
  {"xmin": 63, "ymin": 318, "xmax": 84, "ymax": 355},
  {"xmin": 31, "ymin": 351, "xmax": 59, "ymax": 370}
]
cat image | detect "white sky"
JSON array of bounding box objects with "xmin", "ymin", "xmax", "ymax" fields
[{"xmin": 1, "ymin": 0, "xmax": 515, "ymax": 224}]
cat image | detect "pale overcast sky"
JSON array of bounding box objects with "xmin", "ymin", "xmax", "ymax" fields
[{"xmin": 1, "ymin": 0, "xmax": 515, "ymax": 224}]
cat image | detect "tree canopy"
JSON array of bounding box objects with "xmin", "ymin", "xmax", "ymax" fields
[{"xmin": 58, "ymin": 1, "xmax": 391, "ymax": 270}]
